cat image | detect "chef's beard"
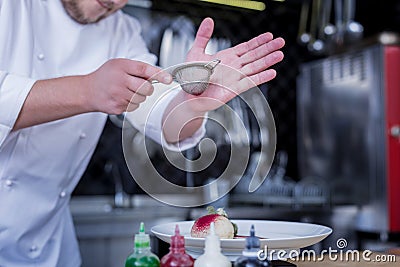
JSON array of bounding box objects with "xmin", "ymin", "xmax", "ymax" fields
[{"xmin": 61, "ymin": 0, "xmax": 110, "ymax": 25}]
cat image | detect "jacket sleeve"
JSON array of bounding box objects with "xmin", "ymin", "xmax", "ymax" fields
[
  {"xmin": 122, "ymin": 15, "xmax": 206, "ymax": 151},
  {"xmin": 124, "ymin": 13, "xmax": 158, "ymax": 66},
  {"xmin": 125, "ymin": 82, "xmax": 206, "ymax": 152},
  {"xmin": 0, "ymin": 71, "xmax": 35, "ymax": 147}
]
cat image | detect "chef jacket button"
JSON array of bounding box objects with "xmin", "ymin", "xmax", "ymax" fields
[
  {"xmin": 30, "ymin": 245, "xmax": 38, "ymax": 252},
  {"xmin": 79, "ymin": 132, "xmax": 87, "ymax": 139},
  {"xmin": 37, "ymin": 54, "xmax": 45, "ymax": 61},
  {"xmin": 5, "ymin": 179, "xmax": 13, "ymax": 187},
  {"xmin": 60, "ymin": 191, "xmax": 66, "ymax": 198}
]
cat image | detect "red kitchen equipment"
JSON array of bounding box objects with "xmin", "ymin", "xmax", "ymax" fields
[{"xmin": 297, "ymin": 33, "xmax": 400, "ymax": 236}]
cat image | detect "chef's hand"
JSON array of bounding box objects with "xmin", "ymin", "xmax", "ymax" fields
[
  {"xmin": 162, "ymin": 17, "xmax": 285, "ymax": 143},
  {"xmin": 184, "ymin": 17, "xmax": 285, "ymax": 112},
  {"xmin": 14, "ymin": 59, "xmax": 173, "ymax": 131},
  {"xmin": 85, "ymin": 58, "xmax": 172, "ymax": 114}
]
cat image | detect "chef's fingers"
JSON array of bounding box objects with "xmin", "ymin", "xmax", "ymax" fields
[
  {"xmin": 236, "ymin": 69, "xmax": 277, "ymax": 94},
  {"xmin": 239, "ymin": 37, "xmax": 285, "ymax": 66},
  {"xmin": 240, "ymin": 50, "xmax": 284, "ymax": 77},
  {"xmin": 129, "ymin": 93, "xmax": 147, "ymax": 105},
  {"xmin": 190, "ymin": 17, "xmax": 214, "ymax": 54},
  {"xmin": 126, "ymin": 103, "xmax": 139, "ymax": 112},
  {"xmin": 126, "ymin": 78, "xmax": 155, "ymax": 96},
  {"xmin": 120, "ymin": 59, "xmax": 172, "ymax": 84},
  {"xmin": 233, "ymin": 32, "xmax": 274, "ymax": 57},
  {"xmin": 125, "ymin": 93, "xmax": 148, "ymax": 112}
]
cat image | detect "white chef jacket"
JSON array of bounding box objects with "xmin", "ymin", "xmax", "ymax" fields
[{"xmin": 0, "ymin": 1, "xmax": 204, "ymax": 266}]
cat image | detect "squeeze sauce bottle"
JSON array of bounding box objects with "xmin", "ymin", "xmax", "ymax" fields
[
  {"xmin": 160, "ymin": 225, "xmax": 194, "ymax": 267},
  {"xmin": 194, "ymin": 222, "xmax": 232, "ymax": 267},
  {"xmin": 125, "ymin": 222, "xmax": 160, "ymax": 267},
  {"xmin": 234, "ymin": 225, "xmax": 270, "ymax": 267}
]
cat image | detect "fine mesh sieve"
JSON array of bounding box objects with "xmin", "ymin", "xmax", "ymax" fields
[{"xmin": 169, "ymin": 59, "xmax": 221, "ymax": 95}]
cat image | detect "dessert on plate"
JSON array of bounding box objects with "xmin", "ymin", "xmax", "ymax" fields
[{"xmin": 190, "ymin": 206, "xmax": 237, "ymax": 239}]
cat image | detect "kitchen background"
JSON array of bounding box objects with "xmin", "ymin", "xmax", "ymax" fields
[{"xmin": 70, "ymin": 0, "xmax": 400, "ymax": 266}]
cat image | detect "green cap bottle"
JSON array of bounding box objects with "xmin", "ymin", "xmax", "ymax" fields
[{"xmin": 125, "ymin": 222, "xmax": 160, "ymax": 267}]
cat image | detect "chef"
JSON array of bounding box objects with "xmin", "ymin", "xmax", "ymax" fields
[{"xmin": 0, "ymin": 0, "xmax": 285, "ymax": 265}]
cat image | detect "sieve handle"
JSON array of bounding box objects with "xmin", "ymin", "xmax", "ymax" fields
[{"xmin": 204, "ymin": 59, "xmax": 221, "ymax": 72}]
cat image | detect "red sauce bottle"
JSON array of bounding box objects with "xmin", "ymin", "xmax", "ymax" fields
[{"xmin": 160, "ymin": 225, "xmax": 194, "ymax": 267}]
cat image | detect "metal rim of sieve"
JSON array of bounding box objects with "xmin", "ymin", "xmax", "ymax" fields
[
  {"xmin": 171, "ymin": 59, "xmax": 221, "ymax": 95},
  {"xmin": 171, "ymin": 59, "xmax": 221, "ymax": 79}
]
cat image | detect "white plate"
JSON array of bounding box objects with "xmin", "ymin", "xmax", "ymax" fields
[{"xmin": 151, "ymin": 220, "xmax": 332, "ymax": 259}]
